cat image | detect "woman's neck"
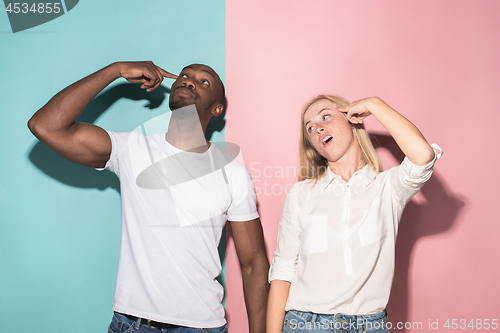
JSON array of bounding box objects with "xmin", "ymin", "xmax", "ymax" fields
[{"xmin": 327, "ymin": 145, "xmax": 364, "ymax": 182}]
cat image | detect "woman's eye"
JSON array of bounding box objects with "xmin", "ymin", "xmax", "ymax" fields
[
  {"xmin": 307, "ymin": 126, "xmax": 314, "ymax": 133},
  {"xmin": 322, "ymin": 114, "xmax": 330, "ymax": 120}
]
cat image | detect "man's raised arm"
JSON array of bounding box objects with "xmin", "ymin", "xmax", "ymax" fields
[{"xmin": 28, "ymin": 61, "xmax": 177, "ymax": 168}]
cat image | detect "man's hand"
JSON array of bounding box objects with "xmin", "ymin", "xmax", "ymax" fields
[{"xmin": 118, "ymin": 61, "xmax": 178, "ymax": 92}]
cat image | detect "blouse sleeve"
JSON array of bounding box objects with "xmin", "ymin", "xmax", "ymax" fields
[
  {"xmin": 268, "ymin": 183, "xmax": 302, "ymax": 283},
  {"xmin": 389, "ymin": 143, "xmax": 443, "ymax": 208}
]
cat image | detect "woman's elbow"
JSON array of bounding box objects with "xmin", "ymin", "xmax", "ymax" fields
[{"xmin": 413, "ymin": 145, "xmax": 435, "ymax": 166}]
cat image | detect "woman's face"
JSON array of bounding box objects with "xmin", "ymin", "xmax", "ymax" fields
[{"xmin": 303, "ymin": 99, "xmax": 357, "ymax": 164}]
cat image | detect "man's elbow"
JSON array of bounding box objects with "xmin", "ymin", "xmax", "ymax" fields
[
  {"xmin": 28, "ymin": 113, "xmax": 58, "ymax": 141},
  {"xmin": 241, "ymin": 253, "xmax": 270, "ymax": 277},
  {"xmin": 27, "ymin": 116, "xmax": 42, "ymax": 139}
]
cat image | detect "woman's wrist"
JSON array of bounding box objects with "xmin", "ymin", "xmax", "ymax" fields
[{"xmin": 365, "ymin": 96, "xmax": 385, "ymax": 111}]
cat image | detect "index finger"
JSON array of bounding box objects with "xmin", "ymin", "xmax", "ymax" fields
[{"xmin": 157, "ymin": 66, "xmax": 178, "ymax": 79}]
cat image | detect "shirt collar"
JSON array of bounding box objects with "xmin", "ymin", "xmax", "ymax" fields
[{"xmin": 320, "ymin": 164, "xmax": 377, "ymax": 190}]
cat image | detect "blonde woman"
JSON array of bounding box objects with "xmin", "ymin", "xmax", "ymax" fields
[{"xmin": 267, "ymin": 96, "xmax": 442, "ymax": 333}]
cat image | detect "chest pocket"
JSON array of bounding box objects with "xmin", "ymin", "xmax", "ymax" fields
[
  {"xmin": 299, "ymin": 213, "xmax": 328, "ymax": 254},
  {"xmin": 358, "ymin": 197, "xmax": 387, "ymax": 246}
]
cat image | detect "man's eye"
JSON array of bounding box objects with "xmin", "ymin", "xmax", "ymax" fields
[
  {"xmin": 181, "ymin": 74, "xmax": 188, "ymax": 78},
  {"xmin": 201, "ymin": 79, "xmax": 210, "ymax": 86}
]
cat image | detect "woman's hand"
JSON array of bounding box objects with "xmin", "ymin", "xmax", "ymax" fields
[{"xmin": 336, "ymin": 97, "xmax": 380, "ymax": 124}]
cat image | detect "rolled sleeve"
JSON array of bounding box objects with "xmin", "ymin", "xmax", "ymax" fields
[
  {"xmin": 269, "ymin": 184, "xmax": 301, "ymax": 283},
  {"xmin": 391, "ymin": 143, "xmax": 443, "ymax": 206}
]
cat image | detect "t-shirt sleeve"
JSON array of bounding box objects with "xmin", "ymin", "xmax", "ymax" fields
[
  {"xmin": 268, "ymin": 183, "xmax": 301, "ymax": 283},
  {"xmin": 389, "ymin": 143, "xmax": 443, "ymax": 207},
  {"xmin": 225, "ymin": 162, "xmax": 259, "ymax": 222},
  {"xmin": 95, "ymin": 130, "xmax": 128, "ymax": 176}
]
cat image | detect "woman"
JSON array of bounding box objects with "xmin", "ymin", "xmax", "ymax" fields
[{"xmin": 267, "ymin": 96, "xmax": 442, "ymax": 333}]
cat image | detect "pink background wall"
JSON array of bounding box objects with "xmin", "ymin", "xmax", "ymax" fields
[{"xmin": 225, "ymin": 1, "xmax": 500, "ymax": 331}]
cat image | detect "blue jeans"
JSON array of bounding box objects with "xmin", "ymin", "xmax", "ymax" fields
[
  {"xmin": 282, "ymin": 309, "xmax": 389, "ymax": 333},
  {"xmin": 108, "ymin": 312, "xmax": 228, "ymax": 333}
]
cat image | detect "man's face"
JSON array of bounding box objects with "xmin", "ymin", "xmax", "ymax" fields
[{"xmin": 169, "ymin": 64, "xmax": 224, "ymax": 119}]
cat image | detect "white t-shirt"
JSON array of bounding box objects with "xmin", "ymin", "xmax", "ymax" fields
[
  {"xmin": 99, "ymin": 130, "xmax": 258, "ymax": 328},
  {"xmin": 269, "ymin": 145, "xmax": 442, "ymax": 315}
]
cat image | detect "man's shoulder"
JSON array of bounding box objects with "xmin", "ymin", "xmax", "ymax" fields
[{"xmin": 108, "ymin": 130, "xmax": 164, "ymax": 146}]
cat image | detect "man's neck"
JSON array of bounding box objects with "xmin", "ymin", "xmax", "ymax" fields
[
  {"xmin": 165, "ymin": 131, "xmax": 209, "ymax": 153},
  {"xmin": 165, "ymin": 104, "xmax": 209, "ymax": 153}
]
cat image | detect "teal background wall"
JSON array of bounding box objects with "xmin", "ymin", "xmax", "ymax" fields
[{"xmin": 0, "ymin": 2, "xmax": 225, "ymax": 331}]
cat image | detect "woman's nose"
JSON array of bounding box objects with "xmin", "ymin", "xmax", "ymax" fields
[{"xmin": 316, "ymin": 126, "xmax": 324, "ymax": 135}]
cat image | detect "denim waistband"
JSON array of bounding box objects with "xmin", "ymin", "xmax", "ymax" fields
[{"xmin": 289, "ymin": 309, "xmax": 387, "ymax": 324}]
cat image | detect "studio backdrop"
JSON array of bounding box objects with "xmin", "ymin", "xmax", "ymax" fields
[
  {"xmin": 1, "ymin": 1, "xmax": 500, "ymax": 333},
  {"xmin": 0, "ymin": 2, "xmax": 225, "ymax": 332}
]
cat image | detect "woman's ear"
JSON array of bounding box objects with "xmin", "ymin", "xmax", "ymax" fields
[{"xmin": 351, "ymin": 122, "xmax": 364, "ymax": 131}]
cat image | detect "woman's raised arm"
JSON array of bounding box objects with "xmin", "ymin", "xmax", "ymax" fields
[{"xmin": 337, "ymin": 97, "xmax": 435, "ymax": 166}]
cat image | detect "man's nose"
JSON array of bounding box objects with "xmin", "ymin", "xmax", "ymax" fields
[{"xmin": 182, "ymin": 79, "xmax": 195, "ymax": 89}]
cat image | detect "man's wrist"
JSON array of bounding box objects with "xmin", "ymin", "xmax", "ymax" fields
[{"xmin": 104, "ymin": 62, "xmax": 123, "ymax": 81}]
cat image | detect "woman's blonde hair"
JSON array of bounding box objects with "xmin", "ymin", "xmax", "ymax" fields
[{"xmin": 298, "ymin": 95, "xmax": 381, "ymax": 182}]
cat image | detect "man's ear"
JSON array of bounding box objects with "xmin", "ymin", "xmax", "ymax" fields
[{"xmin": 211, "ymin": 104, "xmax": 224, "ymax": 117}]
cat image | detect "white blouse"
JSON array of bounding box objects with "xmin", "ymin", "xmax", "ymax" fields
[{"xmin": 269, "ymin": 145, "xmax": 442, "ymax": 315}]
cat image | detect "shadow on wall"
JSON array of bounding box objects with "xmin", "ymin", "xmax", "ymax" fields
[
  {"xmin": 371, "ymin": 134, "xmax": 467, "ymax": 333},
  {"xmin": 28, "ymin": 82, "xmax": 226, "ymax": 192}
]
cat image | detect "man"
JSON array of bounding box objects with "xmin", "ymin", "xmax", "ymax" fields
[{"xmin": 28, "ymin": 61, "xmax": 269, "ymax": 332}]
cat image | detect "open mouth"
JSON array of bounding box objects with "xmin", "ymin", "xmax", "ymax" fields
[{"xmin": 322, "ymin": 136, "xmax": 333, "ymax": 145}]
